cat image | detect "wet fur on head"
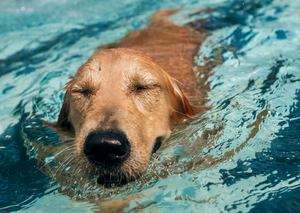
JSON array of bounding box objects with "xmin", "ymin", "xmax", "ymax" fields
[{"xmin": 56, "ymin": 48, "xmax": 196, "ymax": 182}]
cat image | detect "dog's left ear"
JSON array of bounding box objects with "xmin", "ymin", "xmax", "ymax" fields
[
  {"xmin": 165, "ymin": 74, "xmax": 195, "ymax": 124},
  {"xmin": 165, "ymin": 73, "xmax": 211, "ymax": 125}
]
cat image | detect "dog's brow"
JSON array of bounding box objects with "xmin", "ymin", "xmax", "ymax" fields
[
  {"xmin": 95, "ymin": 64, "xmax": 101, "ymax": 72},
  {"xmin": 87, "ymin": 63, "xmax": 101, "ymax": 72},
  {"xmin": 70, "ymin": 72, "xmax": 101, "ymax": 94},
  {"xmin": 131, "ymin": 72, "xmax": 157, "ymax": 85}
]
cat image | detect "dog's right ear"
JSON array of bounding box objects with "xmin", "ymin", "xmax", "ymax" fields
[
  {"xmin": 57, "ymin": 92, "xmax": 70, "ymax": 130},
  {"xmin": 44, "ymin": 79, "xmax": 74, "ymax": 134},
  {"xmin": 56, "ymin": 79, "xmax": 74, "ymax": 133}
]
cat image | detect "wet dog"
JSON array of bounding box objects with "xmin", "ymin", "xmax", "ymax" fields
[{"xmin": 54, "ymin": 8, "xmax": 212, "ymax": 185}]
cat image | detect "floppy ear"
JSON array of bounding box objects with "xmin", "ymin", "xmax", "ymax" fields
[
  {"xmin": 43, "ymin": 80, "xmax": 75, "ymax": 134},
  {"xmin": 165, "ymin": 74, "xmax": 195, "ymax": 123},
  {"xmin": 56, "ymin": 79, "xmax": 75, "ymax": 133},
  {"xmin": 57, "ymin": 92, "xmax": 70, "ymax": 130},
  {"xmin": 165, "ymin": 73, "xmax": 212, "ymax": 126}
]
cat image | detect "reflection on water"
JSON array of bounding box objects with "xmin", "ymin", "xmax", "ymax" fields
[{"xmin": 0, "ymin": 0, "xmax": 300, "ymax": 212}]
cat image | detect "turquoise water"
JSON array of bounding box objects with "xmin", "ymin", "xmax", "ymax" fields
[{"xmin": 0, "ymin": 0, "xmax": 300, "ymax": 212}]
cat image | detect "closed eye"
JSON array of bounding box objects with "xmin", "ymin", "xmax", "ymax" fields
[
  {"xmin": 135, "ymin": 84, "xmax": 160, "ymax": 92},
  {"xmin": 72, "ymin": 88, "xmax": 92, "ymax": 96},
  {"xmin": 133, "ymin": 83, "xmax": 162, "ymax": 111},
  {"xmin": 71, "ymin": 84, "xmax": 97, "ymax": 97}
]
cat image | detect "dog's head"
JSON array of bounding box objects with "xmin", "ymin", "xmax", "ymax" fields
[{"xmin": 57, "ymin": 48, "xmax": 195, "ymax": 184}]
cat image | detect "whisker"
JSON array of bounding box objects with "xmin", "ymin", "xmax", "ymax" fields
[
  {"xmin": 150, "ymin": 155, "xmax": 172, "ymax": 176},
  {"xmin": 136, "ymin": 172, "xmax": 145, "ymax": 185},
  {"xmin": 51, "ymin": 154, "xmax": 75, "ymax": 182},
  {"xmin": 160, "ymin": 163, "xmax": 172, "ymax": 176},
  {"xmin": 72, "ymin": 159, "xmax": 84, "ymax": 176},
  {"xmin": 59, "ymin": 155, "xmax": 76, "ymax": 177},
  {"xmin": 54, "ymin": 145, "xmax": 76, "ymax": 158},
  {"xmin": 32, "ymin": 146, "xmax": 75, "ymax": 176},
  {"xmin": 148, "ymin": 167, "xmax": 162, "ymax": 179},
  {"xmin": 164, "ymin": 138, "xmax": 186, "ymax": 147},
  {"xmin": 60, "ymin": 138, "xmax": 76, "ymax": 142}
]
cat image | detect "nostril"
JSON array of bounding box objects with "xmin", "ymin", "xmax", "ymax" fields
[
  {"xmin": 109, "ymin": 147, "xmax": 126, "ymax": 157},
  {"xmin": 84, "ymin": 131, "xmax": 130, "ymax": 167}
]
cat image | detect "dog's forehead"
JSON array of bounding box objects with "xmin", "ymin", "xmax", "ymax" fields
[{"xmin": 84, "ymin": 48, "xmax": 165, "ymax": 80}]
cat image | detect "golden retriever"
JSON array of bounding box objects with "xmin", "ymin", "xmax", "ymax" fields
[{"xmin": 54, "ymin": 8, "xmax": 212, "ymax": 185}]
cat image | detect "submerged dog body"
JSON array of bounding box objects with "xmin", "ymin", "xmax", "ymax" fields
[{"xmin": 55, "ymin": 9, "xmax": 210, "ymax": 184}]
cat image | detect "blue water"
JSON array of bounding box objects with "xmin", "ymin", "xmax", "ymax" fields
[{"xmin": 0, "ymin": 0, "xmax": 300, "ymax": 212}]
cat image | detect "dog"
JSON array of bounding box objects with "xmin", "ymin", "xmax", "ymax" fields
[{"xmin": 52, "ymin": 8, "xmax": 214, "ymax": 185}]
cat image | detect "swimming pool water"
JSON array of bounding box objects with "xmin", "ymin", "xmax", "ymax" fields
[{"xmin": 0, "ymin": 0, "xmax": 300, "ymax": 212}]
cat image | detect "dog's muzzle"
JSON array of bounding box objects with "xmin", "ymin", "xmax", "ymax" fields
[{"xmin": 84, "ymin": 131, "xmax": 130, "ymax": 167}]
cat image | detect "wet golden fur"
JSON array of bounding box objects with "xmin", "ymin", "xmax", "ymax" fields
[{"xmin": 54, "ymin": 8, "xmax": 211, "ymax": 182}]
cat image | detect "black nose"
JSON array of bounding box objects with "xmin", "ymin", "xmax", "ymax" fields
[{"xmin": 84, "ymin": 132, "xmax": 130, "ymax": 167}]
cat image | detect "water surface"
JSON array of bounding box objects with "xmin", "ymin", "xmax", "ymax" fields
[{"xmin": 0, "ymin": 0, "xmax": 300, "ymax": 212}]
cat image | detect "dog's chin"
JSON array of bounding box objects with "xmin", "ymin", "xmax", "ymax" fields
[
  {"xmin": 85, "ymin": 160, "xmax": 144, "ymax": 188},
  {"xmin": 97, "ymin": 173, "xmax": 137, "ymax": 188}
]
